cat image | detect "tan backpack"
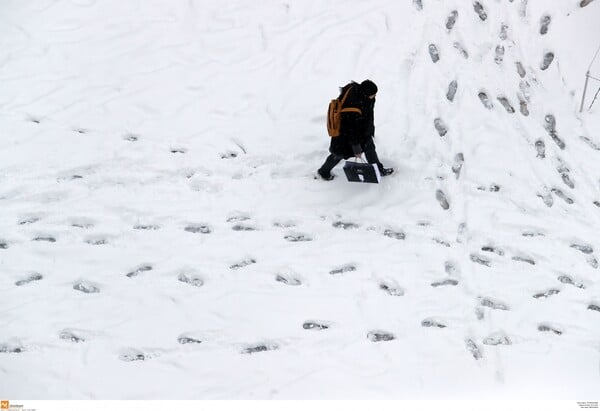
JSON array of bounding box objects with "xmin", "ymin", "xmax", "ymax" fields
[{"xmin": 327, "ymin": 86, "xmax": 362, "ymax": 137}]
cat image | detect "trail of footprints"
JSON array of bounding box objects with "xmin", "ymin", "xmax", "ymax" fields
[
  {"xmin": 6, "ymin": 1, "xmax": 599, "ymax": 364},
  {"xmin": 425, "ymin": 2, "xmax": 591, "ymax": 211},
  {"xmin": 4, "ymin": 216, "xmax": 599, "ymax": 362}
]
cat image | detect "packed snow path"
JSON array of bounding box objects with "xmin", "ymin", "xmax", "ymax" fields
[{"xmin": 1, "ymin": 0, "xmax": 600, "ymax": 399}]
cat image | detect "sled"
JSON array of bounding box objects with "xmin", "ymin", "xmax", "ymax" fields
[{"xmin": 343, "ymin": 159, "xmax": 381, "ymax": 184}]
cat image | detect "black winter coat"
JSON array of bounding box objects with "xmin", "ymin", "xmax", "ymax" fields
[{"xmin": 329, "ymin": 82, "xmax": 375, "ymax": 158}]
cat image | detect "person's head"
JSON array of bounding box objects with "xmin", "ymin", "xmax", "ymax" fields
[{"xmin": 360, "ymin": 79, "xmax": 378, "ymax": 99}]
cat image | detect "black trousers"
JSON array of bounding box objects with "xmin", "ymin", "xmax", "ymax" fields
[{"xmin": 318, "ymin": 138, "xmax": 383, "ymax": 176}]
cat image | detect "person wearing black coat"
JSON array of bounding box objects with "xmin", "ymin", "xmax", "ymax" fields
[{"xmin": 317, "ymin": 79, "xmax": 393, "ymax": 180}]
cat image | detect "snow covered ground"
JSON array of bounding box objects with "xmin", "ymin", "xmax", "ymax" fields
[{"xmin": 1, "ymin": 0, "xmax": 600, "ymax": 400}]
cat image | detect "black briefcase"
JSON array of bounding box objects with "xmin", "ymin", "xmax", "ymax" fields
[{"xmin": 343, "ymin": 160, "xmax": 381, "ymax": 184}]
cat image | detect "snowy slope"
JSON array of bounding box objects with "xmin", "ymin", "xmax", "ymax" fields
[{"xmin": 1, "ymin": 0, "xmax": 600, "ymax": 399}]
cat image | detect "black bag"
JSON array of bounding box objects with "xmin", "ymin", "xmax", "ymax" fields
[{"xmin": 343, "ymin": 159, "xmax": 381, "ymax": 184}]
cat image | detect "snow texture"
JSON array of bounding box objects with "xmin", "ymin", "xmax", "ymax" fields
[{"xmin": 1, "ymin": 0, "xmax": 600, "ymax": 400}]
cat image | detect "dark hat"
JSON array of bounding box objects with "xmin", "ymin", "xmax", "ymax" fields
[{"xmin": 360, "ymin": 79, "xmax": 378, "ymax": 96}]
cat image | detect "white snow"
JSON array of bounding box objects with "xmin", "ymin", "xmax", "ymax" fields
[{"xmin": 1, "ymin": 0, "xmax": 600, "ymax": 400}]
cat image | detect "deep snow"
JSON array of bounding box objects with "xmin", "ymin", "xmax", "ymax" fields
[{"xmin": 1, "ymin": 0, "xmax": 600, "ymax": 400}]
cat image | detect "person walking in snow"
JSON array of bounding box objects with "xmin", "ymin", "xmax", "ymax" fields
[{"xmin": 317, "ymin": 79, "xmax": 393, "ymax": 181}]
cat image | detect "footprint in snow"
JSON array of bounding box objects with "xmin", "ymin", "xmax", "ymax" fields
[
  {"xmin": 119, "ymin": 348, "xmax": 151, "ymax": 362},
  {"xmin": 0, "ymin": 340, "xmax": 25, "ymax": 353},
  {"xmin": 494, "ymin": 45, "xmax": 504, "ymax": 64},
  {"xmin": 379, "ymin": 282, "xmax": 404, "ymax": 296},
  {"xmin": 477, "ymin": 184, "xmax": 500, "ymax": 192},
  {"xmin": 476, "ymin": 308, "xmax": 485, "ymax": 320},
  {"xmin": 588, "ymin": 304, "xmax": 600, "ymax": 312},
  {"xmin": 512, "ymin": 255, "xmax": 535, "ymax": 265},
  {"xmin": 73, "ymin": 281, "xmax": 100, "ymax": 294},
  {"xmin": 184, "ymin": 224, "xmax": 211, "ymax": 234},
  {"xmin": 230, "ymin": 258, "xmax": 256, "ymax": 270},
  {"xmin": 481, "ymin": 245, "xmax": 504, "ymax": 256},
  {"xmin": 15, "ymin": 273, "xmax": 43, "ymax": 286},
  {"xmin": 516, "ymin": 62, "xmax": 526, "ymax": 78},
  {"xmin": 231, "ymin": 224, "xmax": 257, "ymax": 231},
  {"xmin": 538, "ymin": 324, "xmax": 562, "ymax": 335},
  {"xmin": 447, "ymin": 80, "xmax": 458, "ymax": 102},
  {"xmin": 284, "ymin": 233, "xmax": 312, "ymax": 242},
  {"xmin": 0, "ymin": 240, "xmax": 8, "ymax": 249},
  {"xmin": 421, "ymin": 318, "xmax": 447, "ymax": 328},
  {"xmin": 170, "ymin": 147, "xmax": 187, "ymax": 154},
  {"xmin": 535, "ymin": 140, "xmax": 545, "ymax": 158},
  {"xmin": 59, "ymin": 329, "xmax": 87, "ymax": 343},
  {"xmin": 303, "ymin": 321, "xmax": 330, "ymax": 330},
  {"xmin": 465, "ymin": 339, "xmax": 483, "ymax": 360},
  {"xmin": 550, "ymin": 133, "xmax": 566, "ymax": 150},
  {"xmin": 497, "ymin": 96, "xmax": 514, "ymax": 113},
  {"xmin": 226, "ymin": 214, "xmax": 251, "ymax": 223},
  {"xmin": 470, "ymin": 253, "xmax": 491, "ymax": 267},
  {"xmin": 533, "ymin": 289, "xmax": 560, "ymax": 299},
  {"xmin": 581, "ymin": 0, "xmax": 596, "ymax": 7},
  {"xmin": 332, "ymin": 221, "xmax": 359, "ymax": 230},
  {"xmin": 126, "ymin": 264, "xmax": 152, "ymax": 278},
  {"xmin": 451, "ymin": 153, "xmax": 464, "ymax": 179},
  {"xmin": 499, "ymin": 23, "xmax": 508, "ymax": 40},
  {"xmin": 123, "ymin": 133, "xmax": 139, "ymax": 142},
  {"xmin": 557, "ymin": 275, "xmax": 585, "ymax": 289},
  {"xmin": 178, "ymin": 273, "xmax": 204, "ymax": 287},
  {"xmin": 241, "ymin": 342, "xmax": 279, "ymax": 354},
  {"xmin": 434, "ymin": 118, "xmax": 448, "ymax": 137},
  {"xmin": 446, "ymin": 10, "xmax": 458, "ymax": 31},
  {"xmin": 71, "ymin": 220, "xmax": 94, "ymax": 229},
  {"xmin": 436, "ymin": 190, "xmax": 449, "ymax": 210},
  {"xmin": 473, "ymin": 1, "xmax": 487, "ymax": 21},
  {"xmin": 428, "ymin": 44, "xmax": 440, "ymax": 63},
  {"xmin": 413, "ymin": 0, "xmax": 423, "ymax": 11},
  {"xmin": 32, "ymin": 236, "xmax": 56, "ymax": 243},
  {"xmin": 84, "ymin": 236, "xmax": 108, "ymax": 245},
  {"xmin": 454, "ymin": 42, "xmax": 469, "ymax": 59},
  {"xmin": 551, "ymin": 188, "xmax": 572, "ymax": 204},
  {"xmin": 540, "ymin": 15, "xmax": 551, "ymax": 35},
  {"xmin": 537, "ymin": 191, "xmax": 554, "ymax": 207},
  {"xmin": 545, "ymin": 114, "xmax": 557, "ymax": 132},
  {"xmin": 275, "ymin": 273, "xmax": 302, "ymax": 286},
  {"xmin": 177, "ymin": 335, "xmax": 202, "ymax": 345},
  {"xmin": 483, "ymin": 331, "xmax": 511, "ymax": 346},
  {"xmin": 540, "ymin": 52, "xmax": 554, "ymax": 70},
  {"xmin": 220, "ymin": 151, "xmax": 239, "ymax": 159},
  {"xmin": 383, "ymin": 229, "xmax": 405, "ymax": 240},
  {"xmin": 367, "ymin": 330, "xmax": 395, "ymax": 342},
  {"xmin": 433, "ymin": 238, "xmax": 451, "ymax": 247},
  {"xmin": 520, "ymin": 98, "xmax": 530, "ymax": 116},
  {"xmin": 479, "ymin": 297, "xmax": 510, "ymax": 310},
  {"xmin": 431, "ymin": 278, "xmax": 458, "ymax": 287},
  {"xmin": 570, "ymin": 244, "xmax": 593, "ymax": 254},
  {"xmin": 329, "ymin": 264, "xmax": 356, "ymax": 275},
  {"xmin": 478, "ymin": 92, "xmax": 493, "ymax": 109},
  {"xmin": 18, "ymin": 216, "xmax": 40, "ymax": 225},
  {"xmin": 133, "ymin": 224, "xmax": 160, "ymax": 231},
  {"xmin": 273, "ymin": 220, "xmax": 296, "ymax": 228}
]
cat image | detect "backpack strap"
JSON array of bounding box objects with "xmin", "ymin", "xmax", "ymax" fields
[{"xmin": 339, "ymin": 86, "xmax": 362, "ymax": 115}]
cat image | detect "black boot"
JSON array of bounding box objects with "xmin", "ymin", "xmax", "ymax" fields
[
  {"xmin": 317, "ymin": 154, "xmax": 343, "ymax": 181},
  {"xmin": 379, "ymin": 167, "xmax": 394, "ymax": 177},
  {"xmin": 317, "ymin": 169, "xmax": 335, "ymax": 181}
]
